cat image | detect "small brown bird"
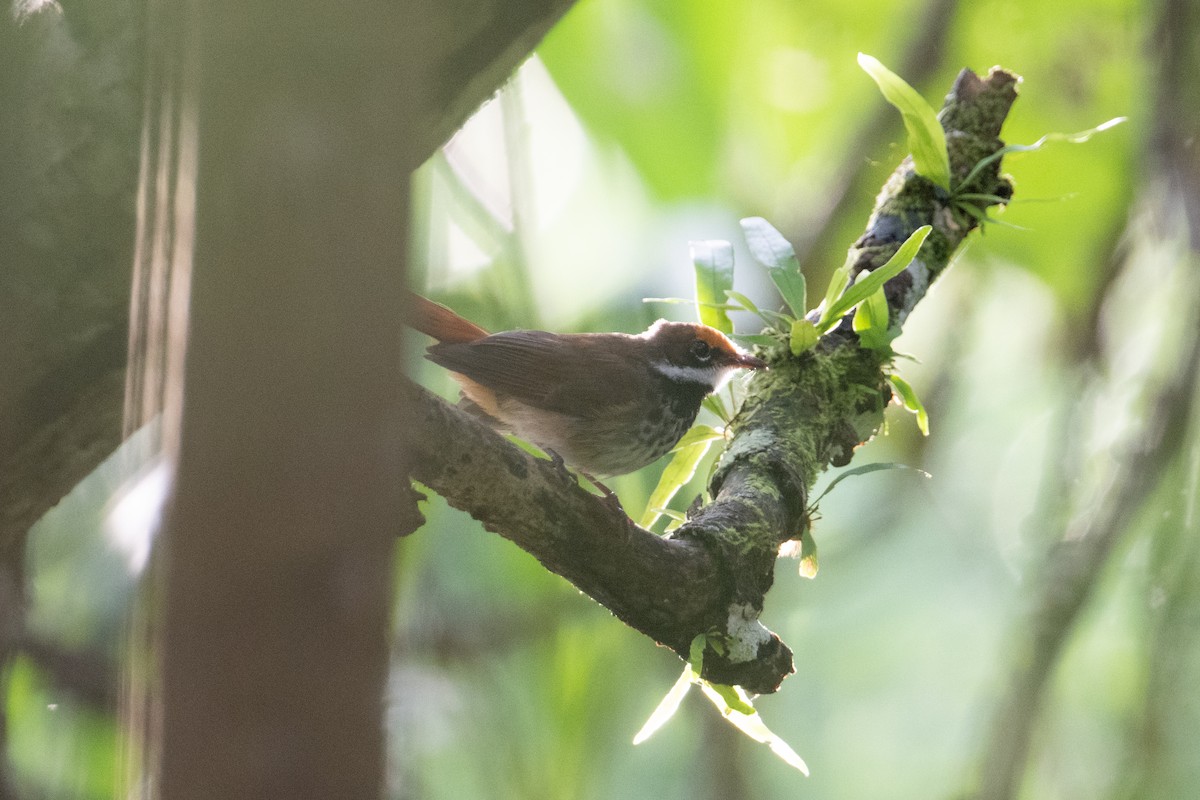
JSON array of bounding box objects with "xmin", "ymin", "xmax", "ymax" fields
[{"xmin": 409, "ymin": 293, "xmax": 767, "ymax": 477}]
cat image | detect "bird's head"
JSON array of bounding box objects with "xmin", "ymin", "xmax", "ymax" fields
[{"xmin": 639, "ymin": 320, "xmax": 768, "ymax": 392}]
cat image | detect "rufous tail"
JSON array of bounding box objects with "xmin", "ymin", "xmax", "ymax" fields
[{"xmin": 406, "ymin": 292, "xmax": 489, "ymax": 344}]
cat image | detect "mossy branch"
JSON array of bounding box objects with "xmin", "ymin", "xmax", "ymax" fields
[
  {"xmin": 672, "ymin": 68, "xmax": 1018, "ymax": 687},
  {"xmin": 414, "ymin": 67, "xmax": 1019, "ymax": 693}
]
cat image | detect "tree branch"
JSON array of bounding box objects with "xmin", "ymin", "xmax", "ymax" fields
[{"xmin": 414, "ymin": 67, "xmax": 1020, "ymax": 694}]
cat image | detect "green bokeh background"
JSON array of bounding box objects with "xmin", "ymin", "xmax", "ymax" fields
[{"xmin": 13, "ymin": 0, "xmax": 1199, "ymax": 798}]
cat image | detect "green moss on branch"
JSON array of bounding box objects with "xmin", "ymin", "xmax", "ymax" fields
[{"xmin": 671, "ymin": 67, "xmax": 1020, "ymax": 692}]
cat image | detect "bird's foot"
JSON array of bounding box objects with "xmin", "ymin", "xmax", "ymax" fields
[
  {"xmin": 546, "ymin": 450, "xmax": 575, "ymax": 485},
  {"xmin": 545, "ymin": 451, "xmax": 627, "ymax": 517},
  {"xmin": 579, "ymin": 471, "xmax": 626, "ymax": 516}
]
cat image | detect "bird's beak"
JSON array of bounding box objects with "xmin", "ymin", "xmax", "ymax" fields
[{"xmin": 734, "ymin": 352, "xmax": 769, "ymax": 370}]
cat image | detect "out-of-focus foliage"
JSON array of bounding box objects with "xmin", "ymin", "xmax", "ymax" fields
[
  {"xmin": 537, "ymin": 0, "xmax": 1137, "ymax": 311},
  {"xmin": 10, "ymin": 0, "xmax": 1196, "ymax": 799}
]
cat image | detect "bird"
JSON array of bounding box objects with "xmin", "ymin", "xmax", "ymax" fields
[{"xmin": 408, "ymin": 293, "xmax": 768, "ymax": 478}]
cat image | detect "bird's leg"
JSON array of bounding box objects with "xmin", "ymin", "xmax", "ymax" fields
[
  {"xmin": 579, "ymin": 471, "xmax": 626, "ymax": 516},
  {"xmin": 544, "ymin": 450, "xmax": 626, "ymax": 516},
  {"xmin": 546, "ymin": 449, "xmax": 574, "ymax": 484}
]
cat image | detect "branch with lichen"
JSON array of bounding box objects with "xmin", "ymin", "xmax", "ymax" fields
[{"xmin": 409, "ymin": 67, "xmax": 1019, "ymax": 694}]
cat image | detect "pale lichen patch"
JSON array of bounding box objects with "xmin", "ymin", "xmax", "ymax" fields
[{"xmin": 725, "ymin": 602, "xmax": 773, "ymax": 663}]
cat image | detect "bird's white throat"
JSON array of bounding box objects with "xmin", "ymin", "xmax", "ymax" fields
[{"xmin": 649, "ymin": 360, "xmax": 737, "ymax": 392}]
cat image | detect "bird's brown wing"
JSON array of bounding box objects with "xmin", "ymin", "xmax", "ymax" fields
[{"xmin": 426, "ymin": 331, "xmax": 643, "ymax": 416}]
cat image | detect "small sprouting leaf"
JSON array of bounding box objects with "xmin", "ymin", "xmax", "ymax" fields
[
  {"xmin": 857, "ymin": 53, "xmax": 951, "ymax": 191},
  {"xmin": 740, "ymin": 217, "xmax": 808, "ymax": 317},
  {"xmin": 852, "ymin": 284, "xmax": 893, "ymax": 351},
  {"xmin": 691, "ymin": 241, "xmax": 735, "ymax": 333},
  {"xmin": 689, "ymin": 633, "xmax": 708, "ymax": 672},
  {"xmin": 818, "ymin": 225, "xmax": 931, "ymax": 332},
  {"xmin": 888, "ymin": 373, "xmax": 930, "ymax": 435},
  {"xmin": 798, "ymin": 533, "xmax": 818, "ymax": 579},
  {"xmin": 698, "ymin": 682, "xmax": 809, "ymax": 775},
  {"xmin": 633, "ymin": 666, "xmax": 695, "ymax": 745},
  {"xmin": 820, "ymin": 258, "xmax": 853, "ymax": 321},
  {"xmin": 640, "ymin": 435, "xmax": 719, "ymax": 528},
  {"xmin": 789, "ymin": 319, "xmax": 819, "ymax": 355}
]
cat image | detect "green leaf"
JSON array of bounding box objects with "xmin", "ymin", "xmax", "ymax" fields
[
  {"xmin": 852, "ymin": 282, "xmax": 894, "ymax": 351},
  {"xmin": 698, "ymin": 682, "xmax": 810, "ymax": 775},
  {"xmin": 723, "ymin": 292, "xmax": 795, "ymax": 332},
  {"xmin": 888, "ymin": 373, "xmax": 930, "ymax": 435},
  {"xmin": 740, "ymin": 216, "xmax": 797, "ymax": 270},
  {"xmin": 724, "ymin": 288, "xmax": 761, "ymax": 315},
  {"xmin": 740, "ymin": 217, "xmax": 808, "ymax": 317},
  {"xmin": 732, "ymin": 333, "xmax": 780, "ymax": 348},
  {"xmin": 820, "ymin": 256, "xmax": 854, "ymax": 321},
  {"xmin": 702, "ymin": 394, "xmax": 732, "ymax": 423},
  {"xmin": 858, "ymin": 53, "xmax": 951, "ymax": 191},
  {"xmin": 768, "ymin": 267, "xmax": 808, "ymax": 320},
  {"xmin": 689, "ymin": 633, "xmax": 708, "ymax": 672},
  {"xmin": 789, "ymin": 319, "xmax": 818, "ymax": 355},
  {"xmin": 852, "ymin": 285, "xmax": 888, "ymax": 332},
  {"xmin": 643, "ymin": 296, "xmax": 694, "ymax": 305},
  {"xmin": 725, "ymin": 289, "xmax": 789, "ymax": 332},
  {"xmin": 817, "ymin": 225, "xmax": 931, "ymax": 332},
  {"xmin": 650, "ymin": 507, "xmax": 687, "ymax": 523},
  {"xmin": 633, "ymin": 665, "xmax": 695, "ymax": 745},
  {"xmin": 957, "ymin": 117, "xmax": 1127, "ymax": 192},
  {"xmin": 650, "ymin": 299, "xmax": 741, "ymax": 311},
  {"xmin": 811, "ymin": 461, "xmax": 932, "ymax": 508},
  {"xmin": 953, "ymin": 192, "xmax": 1017, "ymax": 204},
  {"xmin": 953, "ymin": 200, "xmax": 1029, "ymax": 231},
  {"xmin": 705, "ymin": 681, "xmax": 756, "ymax": 716},
  {"xmin": 798, "ymin": 533, "xmax": 818, "ymax": 579},
  {"xmin": 691, "ymin": 240, "xmax": 735, "ymax": 333},
  {"xmin": 670, "ymin": 424, "xmax": 725, "ymax": 452},
  {"xmin": 639, "ymin": 435, "xmax": 719, "ymax": 528}
]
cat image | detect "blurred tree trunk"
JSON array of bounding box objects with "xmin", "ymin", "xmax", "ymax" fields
[
  {"xmin": 1122, "ymin": 0, "xmax": 1200, "ymax": 794},
  {"xmin": 969, "ymin": 0, "xmax": 1200, "ymax": 797},
  {"xmin": 147, "ymin": 0, "xmax": 410, "ymax": 795},
  {"xmin": 1, "ymin": 0, "xmax": 577, "ymax": 796},
  {"xmin": 148, "ymin": 1, "xmax": 579, "ymax": 797}
]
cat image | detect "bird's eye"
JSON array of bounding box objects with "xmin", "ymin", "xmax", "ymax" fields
[{"xmin": 689, "ymin": 339, "xmax": 713, "ymax": 362}]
